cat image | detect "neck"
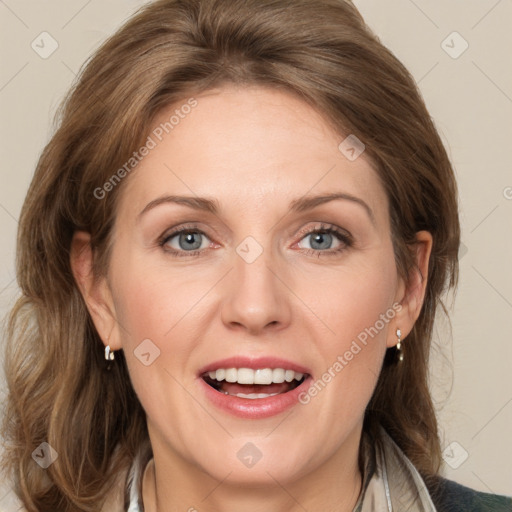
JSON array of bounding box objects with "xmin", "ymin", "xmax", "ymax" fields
[{"xmin": 142, "ymin": 428, "xmax": 363, "ymax": 512}]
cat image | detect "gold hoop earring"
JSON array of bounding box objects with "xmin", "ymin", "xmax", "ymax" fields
[{"xmin": 396, "ymin": 328, "xmax": 403, "ymax": 362}]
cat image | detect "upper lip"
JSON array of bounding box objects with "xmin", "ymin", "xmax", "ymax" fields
[{"xmin": 197, "ymin": 356, "xmax": 311, "ymax": 377}]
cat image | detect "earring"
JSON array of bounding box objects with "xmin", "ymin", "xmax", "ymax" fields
[
  {"xmin": 105, "ymin": 345, "xmax": 115, "ymax": 361},
  {"xmin": 396, "ymin": 328, "xmax": 403, "ymax": 362}
]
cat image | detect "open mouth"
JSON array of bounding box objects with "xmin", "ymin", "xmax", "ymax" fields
[{"xmin": 202, "ymin": 368, "xmax": 308, "ymax": 399}]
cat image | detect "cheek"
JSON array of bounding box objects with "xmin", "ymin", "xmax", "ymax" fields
[
  {"xmin": 335, "ymin": 276, "xmax": 396, "ymax": 346},
  {"xmin": 110, "ymin": 269, "xmax": 192, "ymax": 428},
  {"xmin": 110, "ymin": 253, "xmax": 188, "ymax": 342},
  {"xmin": 108, "ymin": 253, "xmax": 212, "ymax": 397},
  {"xmin": 300, "ymin": 249, "xmax": 398, "ymax": 402},
  {"xmin": 303, "ymin": 253, "xmax": 397, "ymax": 346}
]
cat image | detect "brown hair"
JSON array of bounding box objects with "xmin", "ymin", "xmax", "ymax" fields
[{"xmin": 1, "ymin": 0, "xmax": 460, "ymax": 510}]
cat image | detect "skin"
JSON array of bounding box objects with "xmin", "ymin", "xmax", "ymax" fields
[{"xmin": 71, "ymin": 84, "xmax": 432, "ymax": 512}]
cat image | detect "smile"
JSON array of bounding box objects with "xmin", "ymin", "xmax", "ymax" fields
[
  {"xmin": 202, "ymin": 367, "xmax": 307, "ymax": 398},
  {"xmin": 198, "ymin": 357, "xmax": 312, "ymax": 418}
]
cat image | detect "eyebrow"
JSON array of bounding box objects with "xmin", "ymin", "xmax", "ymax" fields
[{"xmin": 138, "ymin": 192, "xmax": 375, "ymax": 224}]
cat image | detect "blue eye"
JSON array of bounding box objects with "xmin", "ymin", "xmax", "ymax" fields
[
  {"xmin": 295, "ymin": 224, "xmax": 352, "ymax": 257},
  {"xmin": 158, "ymin": 223, "xmax": 352, "ymax": 258},
  {"xmin": 160, "ymin": 227, "xmax": 210, "ymax": 257},
  {"xmin": 300, "ymin": 230, "xmax": 340, "ymax": 251}
]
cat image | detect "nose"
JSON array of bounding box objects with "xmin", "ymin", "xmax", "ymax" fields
[{"xmin": 220, "ymin": 240, "xmax": 292, "ymax": 336}]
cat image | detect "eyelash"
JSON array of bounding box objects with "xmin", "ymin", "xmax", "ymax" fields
[{"xmin": 158, "ymin": 223, "xmax": 353, "ymax": 258}]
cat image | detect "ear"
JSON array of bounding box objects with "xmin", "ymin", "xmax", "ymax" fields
[
  {"xmin": 70, "ymin": 231, "xmax": 122, "ymax": 351},
  {"xmin": 387, "ymin": 230, "xmax": 433, "ymax": 347}
]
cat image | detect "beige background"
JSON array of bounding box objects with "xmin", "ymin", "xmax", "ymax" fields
[{"xmin": 1, "ymin": 0, "xmax": 511, "ymax": 509}]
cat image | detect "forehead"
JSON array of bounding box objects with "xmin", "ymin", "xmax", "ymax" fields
[{"xmin": 118, "ymin": 85, "xmax": 388, "ymax": 224}]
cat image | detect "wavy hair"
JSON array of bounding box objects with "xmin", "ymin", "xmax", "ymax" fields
[{"xmin": 1, "ymin": 0, "xmax": 460, "ymax": 510}]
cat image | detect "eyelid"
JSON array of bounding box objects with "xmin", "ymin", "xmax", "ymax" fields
[
  {"xmin": 293, "ymin": 222, "xmax": 352, "ymax": 244},
  {"xmin": 158, "ymin": 223, "xmax": 212, "ymax": 247}
]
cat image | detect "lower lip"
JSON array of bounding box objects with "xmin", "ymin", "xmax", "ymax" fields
[{"xmin": 199, "ymin": 376, "xmax": 312, "ymax": 419}]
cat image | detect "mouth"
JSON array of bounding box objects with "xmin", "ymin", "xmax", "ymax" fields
[
  {"xmin": 201, "ymin": 367, "xmax": 308, "ymax": 399},
  {"xmin": 197, "ymin": 357, "xmax": 312, "ymax": 418}
]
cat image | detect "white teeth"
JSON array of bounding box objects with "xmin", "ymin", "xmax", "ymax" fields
[
  {"xmin": 234, "ymin": 392, "xmax": 280, "ymax": 399},
  {"xmin": 254, "ymin": 368, "xmax": 273, "ymax": 385},
  {"xmin": 205, "ymin": 367, "xmax": 306, "ymax": 385},
  {"xmin": 225, "ymin": 368, "xmax": 237, "ymax": 383},
  {"xmin": 237, "ymin": 368, "xmax": 255, "ymax": 385},
  {"xmin": 272, "ymin": 368, "xmax": 286, "ymax": 383}
]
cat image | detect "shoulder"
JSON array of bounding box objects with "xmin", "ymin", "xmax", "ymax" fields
[{"xmin": 426, "ymin": 476, "xmax": 512, "ymax": 512}]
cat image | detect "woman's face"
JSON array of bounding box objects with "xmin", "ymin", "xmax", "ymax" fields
[{"xmin": 89, "ymin": 85, "xmax": 414, "ymax": 486}]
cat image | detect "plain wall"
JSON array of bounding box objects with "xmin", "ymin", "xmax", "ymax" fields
[{"xmin": 1, "ymin": 0, "xmax": 511, "ymax": 508}]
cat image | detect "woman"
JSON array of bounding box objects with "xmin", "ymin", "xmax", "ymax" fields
[{"xmin": 1, "ymin": 0, "xmax": 511, "ymax": 510}]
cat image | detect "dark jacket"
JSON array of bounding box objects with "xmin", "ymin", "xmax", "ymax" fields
[{"xmin": 427, "ymin": 476, "xmax": 512, "ymax": 511}]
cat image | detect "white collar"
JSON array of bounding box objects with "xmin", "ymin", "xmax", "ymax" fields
[{"xmin": 126, "ymin": 453, "xmax": 145, "ymax": 512}]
